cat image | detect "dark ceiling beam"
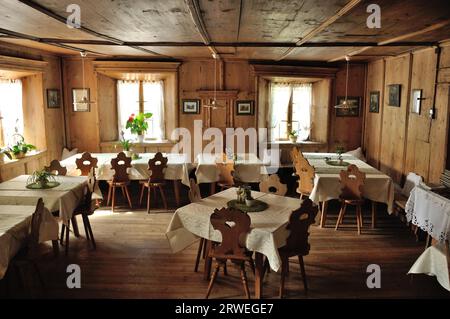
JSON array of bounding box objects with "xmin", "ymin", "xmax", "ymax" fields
[
  {"xmin": 6, "ymin": 37, "xmax": 436, "ymax": 47},
  {"xmin": 185, "ymin": 0, "xmax": 219, "ymax": 58},
  {"xmin": 277, "ymin": 0, "xmax": 362, "ymax": 61},
  {"xmin": 0, "ymin": 27, "xmax": 103, "ymax": 55},
  {"xmin": 16, "ymin": 0, "xmax": 167, "ymax": 57}
]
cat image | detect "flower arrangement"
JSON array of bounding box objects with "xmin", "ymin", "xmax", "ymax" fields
[
  {"xmin": 125, "ymin": 112, "xmax": 152, "ymax": 137},
  {"xmin": 0, "ymin": 134, "xmax": 36, "ymax": 160},
  {"xmin": 288, "ymin": 130, "xmax": 298, "ymax": 143},
  {"xmin": 27, "ymin": 170, "xmax": 56, "ymax": 188},
  {"xmin": 335, "ymin": 145, "xmax": 345, "ymax": 161}
]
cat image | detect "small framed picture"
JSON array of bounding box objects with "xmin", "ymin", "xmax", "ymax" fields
[
  {"xmin": 182, "ymin": 99, "xmax": 200, "ymax": 114},
  {"xmin": 46, "ymin": 89, "xmax": 60, "ymax": 108},
  {"xmin": 236, "ymin": 100, "xmax": 254, "ymax": 115},
  {"xmin": 369, "ymin": 91, "xmax": 380, "ymax": 113},
  {"xmin": 72, "ymin": 88, "xmax": 90, "ymax": 112},
  {"xmin": 388, "ymin": 84, "xmax": 401, "ymax": 107},
  {"xmin": 411, "ymin": 89, "xmax": 422, "ymax": 114},
  {"xmin": 335, "ymin": 96, "xmax": 360, "ymax": 117}
]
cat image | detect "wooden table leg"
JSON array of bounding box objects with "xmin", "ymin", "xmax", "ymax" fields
[
  {"xmin": 52, "ymin": 240, "xmax": 59, "ymax": 257},
  {"xmin": 320, "ymin": 200, "xmax": 328, "ymax": 228},
  {"xmin": 204, "ymin": 240, "xmax": 212, "ymax": 281},
  {"xmin": 254, "ymin": 252, "xmax": 264, "ymax": 299},
  {"xmin": 173, "ymin": 180, "xmax": 181, "ymax": 207},
  {"xmin": 210, "ymin": 182, "xmax": 216, "ymax": 195},
  {"xmin": 71, "ymin": 216, "xmax": 80, "ymax": 237}
]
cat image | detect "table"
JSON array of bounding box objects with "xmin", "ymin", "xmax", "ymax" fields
[
  {"xmin": 166, "ymin": 187, "xmax": 302, "ymax": 298},
  {"xmin": 0, "ymin": 175, "xmax": 87, "ymax": 226},
  {"xmin": 61, "ymin": 153, "xmax": 195, "ymax": 206},
  {"xmin": 0, "ymin": 205, "xmax": 58, "ymax": 279},
  {"xmin": 195, "ymin": 153, "xmax": 268, "ymax": 185},
  {"xmin": 304, "ymin": 153, "xmax": 394, "ymax": 217}
]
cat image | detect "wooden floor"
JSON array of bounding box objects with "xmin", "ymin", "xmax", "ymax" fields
[{"xmin": 2, "ymin": 185, "xmax": 449, "ymax": 299}]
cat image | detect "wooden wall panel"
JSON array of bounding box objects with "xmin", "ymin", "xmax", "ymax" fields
[
  {"xmin": 379, "ymin": 54, "xmax": 411, "ymax": 183},
  {"xmin": 98, "ymin": 74, "xmax": 118, "ymax": 142},
  {"xmin": 330, "ymin": 64, "xmax": 366, "ymax": 152},
  {"xmin": 363, "ymin": 59, "xmax": 384, "ymax": 168}
]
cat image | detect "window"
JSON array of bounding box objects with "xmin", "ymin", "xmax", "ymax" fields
[
  {"xmin": 0, "ymin": 79, "xmax": 23, "ymax": 146},
  {"xmin": 268, "ymin": 82, "xmax": 312, "ymax": 141},
  {"xmin": 117, "ymin": 80, "xmax": 165, "ymax": 140}
]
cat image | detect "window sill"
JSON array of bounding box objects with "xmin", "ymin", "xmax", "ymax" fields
[
  {"xmin": 100, "ymin": 140, "xmax": 176, "ymax": 147},
  {"xmin": 0, "ymin": 150, "xmax": 47, "ymax": 166},
  {"xmin": 270, "ymin": 140, "xmax": 326, "ymax": 145}
]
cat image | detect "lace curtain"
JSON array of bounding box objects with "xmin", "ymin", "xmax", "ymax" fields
[
  {"xmin": 117, "ymin": 80, "xmax": 139, "ymax": 140},
  {"xmin": 143, "ymin": 81, "xmax": 165, "ymax": 140}
]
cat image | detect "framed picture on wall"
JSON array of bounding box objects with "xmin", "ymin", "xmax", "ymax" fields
[
  {"xmin": 72, "ymin": 88, "xmax": 90, "ymax": 112},
  {"xmin": 182, "ymin": 99, "xmax": 200, "ymax": 114},
  {"xmin": 411, "ymin": 89, "xmax": 423, "ymax": 114},
  {"xmin": 46, "ymin": 89, "xmax": 60, "ymax": 108},
  {"xmin": 388, "ymin": 84, "xmax": 401, "ymax": 107},
  {"xmin": 236, "ymin": 100, "xmax": 254, "ymax": 115},
  {"xmin": 335, "ymin": 96, "xmax": 360, "ymax": 117},
  {"xmin": 369, "ymin": 91, "xmax": 380, "ymax": 113}
]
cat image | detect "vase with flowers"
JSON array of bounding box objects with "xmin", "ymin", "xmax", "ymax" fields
[{"xmin": 125, "ymin": 112, "xmax": 152, "ymax": 143}]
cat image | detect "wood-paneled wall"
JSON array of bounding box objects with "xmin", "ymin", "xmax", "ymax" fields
[{"xmin": 364, "ymin": 44, "xmax": 450, "ymax": 184}]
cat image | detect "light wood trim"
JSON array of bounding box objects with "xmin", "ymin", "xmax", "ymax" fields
[
  {"xmin": 378, "ymin": 20, "xmax": 450, "ymax": 45},
  {"xmin": 0, "ymin": 55, "xmax": 48, "ymax": 73},
  {"xmin": 277, "ymin": 0, "xmax": 362, "ymax": 60},
  {"xmin": 93, "ymin": 61, "xmax": 181, "ymax": 73},
  {"xmin": 328, "ymin": 46, "xmax": 372, "ymax": 63},
  {"xmin": 251, "ymin": 64, "xmax": 338, "ymax": 78}
]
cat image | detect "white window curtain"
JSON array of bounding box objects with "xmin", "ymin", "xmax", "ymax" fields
[
  {"xmin": 268, "ymin": 83, "xmax": 291, "ymax": 141},
  {"xmin": 143, "ymin": 80, "xmax": 165, "ymax": 140},
  {"xmin": 292, "ymin": 83, "xmax": 312, "ymax": 141},
  {"xmin": 0, "ymin": 79, "xmax": 23, "ymax": 146},
  {"xmin": 117, "ymin": 80, "xmax": 139, "ymax": 140}
]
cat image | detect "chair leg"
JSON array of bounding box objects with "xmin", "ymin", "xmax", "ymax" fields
[
  {"xmin": 106, "ymin": 185, "xmax": 112, "ymax": 206},
  {"xmin": 111, "ymin": 186, "xmax": 116, "ymax": 212},
  {"xmin": 52, "ymin": 240, "xmax": 59, "ymax": 257},
  {"xmin": 371, "ymin": 201, "xmax": 376, "ymax": 229},
  {"xmin": 205, "ymin": 261, "xmax": 221, "ymax": 299},
  {"xmin": 279, "ymin": 257, "xmax": 288, "ymax": 298},
  {"xmin": 223, "ymin": 262, "xmax": 228, "ymax": 276},
  {"xmin": 60, "ymin": 225, "xmax": 66, "ymax": 245},
  {"xmin": 159, "ymin": 186, "xmax": 168, "ymax": 210},
  {"xmin": 194, "ymin": 238, "xmax": 204, "ymax": 272},
  {"xmin": 356, "ymin": 205, "xmax": 362, "ymax": 235},
  {"xmin": 146, "ymin": 186, "xmax": 151, "ymax": 214},
  {"xmin": 335, "ymin": 203, "xmax": 346, "ymax": 230},
  {"xmin": 124, "ymin": 186, "xmax": 133, "ymax": 209},
  {"xmin": 121, "ymin": 186, "xmax": 126, "ymax": 199},
  {"xmin": 84, "ymin": 215, "xmax": 96, "ymax": 250},
  {"xmin": 240, "ymin": 263, "xmax": 251, "ymax": 299},
  {"xmin": 320, "ymin": 200, "xmax": 328, "ymax": 228},
  {"xmin": 71, "ymin": 216, "xmax": 80, "ymax": 237},
  {"xmin": 65, "ymin": 219, "xmax": 70, "ymax": 256},
  {"xmin": 298, "ymin": 255, "xmax": 308, "ymax": 293},
  {"xmin": 139, "ymin": 184, "xmax": 145, "ymax": 206}
]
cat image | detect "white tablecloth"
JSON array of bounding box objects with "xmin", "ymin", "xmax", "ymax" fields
[
  {"xmin": 405, "ymin": 186, "xmax": 450, "ymax": 243},
  {"xmin": 195, "ymin": 153, "xmax": 268, "ymax": 184},
  {"xmin": 408, "ymin": 242, "xmax": 450, "ymax": 291},
  {"xmin": 0, "ymin": 175, "xmax": 87, "ymax": 226},
  {"xmin": 305, "ymin": 153, "xmax": 394, "ymax": 213},
  {"xmin": 0, "ymin": 205, "xmax": 59, "ymax": 279},
  {"xmin": 61, "ymin": 153, "xmax": 194, "ymax": 186},
  {"xmin": 166, "ymin": 187, "xmax": 302, "ymax": 272}
]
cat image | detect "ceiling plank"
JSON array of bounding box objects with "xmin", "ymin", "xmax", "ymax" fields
[
  {"xmin": 277, "ymin": 0, "xmax": 362, "ymax": 61},
  {"xmin": 185, "ymin": 0, "xmax": 219, "ymax": 57},
  {"xmin": 17, "ymin": 0, "xmax": 168, "ymax": 57}
]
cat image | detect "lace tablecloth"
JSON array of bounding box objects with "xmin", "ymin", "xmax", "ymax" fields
[
  {"xmin": 405, "ymin": 186, "xmax": 450, "ymax": 242},
  {"xmin": 0, "ymin": 205, "xmax": 58, "ymax": 279},
  {"xmin": 305, "ymin": 153, "xmax": 394, "ymax": 213},
  {"xmin": 61, "ymin": 153, "xmax": 194, "ymax": 186},
  {"xmin": 0, "ymin": 175, "xmax": 87, "ymax": 226},
  {"xmin": 166, "ymin": 187, "xmax": 302, "ymax": 272}
]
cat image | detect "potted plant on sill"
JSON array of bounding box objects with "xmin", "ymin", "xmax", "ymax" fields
[
  {"xmin": 288, "ymin": 130, "xmax": 298, "ymax": 143},
  {"xmin": 0, "ymin": 134, "xmax": 36, "ymax": 160},
  {"xmin": 125, "ymin": 112, "xmax": 152, "ymax": 143}
]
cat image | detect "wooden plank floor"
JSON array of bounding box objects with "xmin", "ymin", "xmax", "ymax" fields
[{"xmin": 2, "ymin": 187, "xmax": 449, "ymax": 299}]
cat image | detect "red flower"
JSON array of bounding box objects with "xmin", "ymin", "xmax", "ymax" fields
[{"xmin": 127, "ymin": 117, "xmax": 133, "ymax": 123}]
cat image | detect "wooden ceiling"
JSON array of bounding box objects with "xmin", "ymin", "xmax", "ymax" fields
[{"xmin": 0, "ymin": 0, "xmax": 448, "ymax": 62}]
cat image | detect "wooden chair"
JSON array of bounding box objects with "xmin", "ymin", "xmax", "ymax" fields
[
  {"xmin": 61, "ymin": 170, "xmax": 98, "ymax": 255},
  {"xmin": 75, "ymin": 152, "xmax": 98, "ymax": 176},
  {"xmin": 293, "ymin": 155, "xmax": 315, "ymax": 199},
  {"xmin": 107, "ymin": 152, "xmax": 133, "ymax": 211},
  {"xmin": 394, "ymin": 172, "xmax": 423, "ymax": 217},
  {"xmin": 265, "ymin": 198, "xmax": 318, "ymax": 298},
  {"xmin": 290, "ymin": 147, "xmax": 301, "ymax": 163},
  {"xmin": 205, "ymin": 207, "xmax": 254, "ymax": 299},
  {"xmin": 217, "ymin": 155, "xmax": 236, "ymax": 191},
  {"xmin": 188, "ymin": 178, "xmax": 209, "ymax": 272},
  {"xmin": 44, "ymin": 159, "xmax": 67, "ymax": 176},
  {"xmin": 335, "ymin": 165, "xmax": 366, "ymax": 235},
  {"xmin": 139, "ymin": 152, "xmax": 168, "ymax": 213},
  {"xmin": 12, "ymin": 198, "xmax": 46, "ymax": 293},
  {"xmin": 259, "ymin": 174, "xmax": 287, "ymax": 196}
]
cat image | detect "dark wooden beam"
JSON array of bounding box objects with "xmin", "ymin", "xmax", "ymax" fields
[
  {"xmin": 185, "ymin": 0, "xmax": 219, "ymax": 58},
  {"xmin": 16, "ymin": 0, "xmax": 168, "ymax": 57}
]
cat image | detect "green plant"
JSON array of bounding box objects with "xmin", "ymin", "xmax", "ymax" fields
[
  {"xmin": 118, "ymin": 138, "xmax": 133, "ymax": 151},
  {"xmin": 288, "ymin": 130, "xmax": 298, "ymax": 137},
  {"xmin": 27, "ymin": 170, "xmax": 56, "ymax": 186},
  {"xmin": 1, "ymin": 134, "xmax": 36, "ymax": 159},
  {"xmin": 335, "ymin": 145, "xmax": 345, "ymax": 155},
  {"xmin": 125, "ymin": 112, "xmax": 152, "ymax": 135}
]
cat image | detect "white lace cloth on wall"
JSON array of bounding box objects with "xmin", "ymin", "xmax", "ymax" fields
[{"xmin": 405, "ymin": 186, "xmax": 450, "ymax": 243}]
